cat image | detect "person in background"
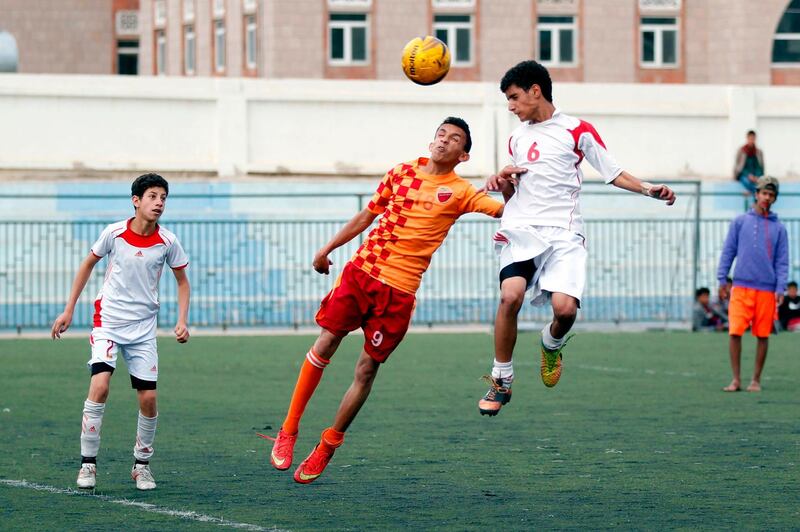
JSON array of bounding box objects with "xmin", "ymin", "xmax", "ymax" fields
[
  {"xmin": 778, "ymin": 281, "xmax": 800, "ymax": 332},
  {"xmin": 718, "ymin": 177, "xmax": 788, "ymax": 392},
  {"xmin": 692, "ymin": 287, "xmax": 728, "ymax": 332},
  {"xmin": 733, "ymin": 130, "xmax": 764, "ymax": 196}
]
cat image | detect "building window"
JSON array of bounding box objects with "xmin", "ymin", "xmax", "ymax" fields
[
  {"xmin": 214, "ymin": 20, "xmax": 226, "ymax": 73},
  {"xmin": 245, "ymin": 15, "xmax": 257, "ymax": 70},
  {"xmin": 328, "ymin": 13, "xmax": 368, "ymax": 65},
  {"xmin": 117, "ymin": 40, "xmax": 138, "ymax": 75},
  {"xmin": 243, "ymin": 0, "xmax": 257, "ymax": 12},
  {"xmin": 773, "ymin": 0, "xmax": 800, "ymax": 64},
  {"xmin": 640, "ymin": 17, "xmax": 678, "ymax": 67},
  {"xmin": 183, "ymin": 0, "xmax": 195, "ymax": 23},
  {"xmin": 154, "ymin": 0, "xmax": 166, "ymax": 28},
  {"xmin": 155, "ymin": 30, "xmax": 166, "ymax": 75},
  {"xmin": 184, "ymin": 25, "xmax": 196, "ymax": 75},
  {"xmin": 213, "ymin": 0, "xmax": 226, "ymax": 18},
  {"xmin": 537, "ymin": 15, "xmax": 576, "ymax": 66},
  {"xmin": 433, "ymin": 14, "xmax": 472, "ymax": 66}
]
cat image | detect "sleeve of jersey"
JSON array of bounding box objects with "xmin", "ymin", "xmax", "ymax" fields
[
  {"xmin": 366, "ymin": 170, "xmax": 394, "ymax": 215},
  {"xmin": 167, "ymin": 238, "xmax": 189, "ymax": 270},
  {"xmin": 90, "ymin": 226, "xmax": 114, "ymax": 258},
  {"xmin": 462, "ymin": 186, "xmax": 503, "ymax": 218},
  {"xmin": 579, "ymin": 130, "xmax": 622, "ymax": 184}
]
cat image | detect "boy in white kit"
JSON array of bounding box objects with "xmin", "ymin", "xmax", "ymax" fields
[
  {"xmin": 51, "ymin": 173, "xmax": 190, "ymax": 489},
  {"xmin": 478, "ymin": 61, "xmax": 676, "ymax": 416}
]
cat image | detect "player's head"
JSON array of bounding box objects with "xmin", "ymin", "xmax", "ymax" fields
[
  {"xmin": 131, "ymin": 172, "xmax": 169, "ymax": 222},
  {"xmin": 746, "ymin": 130, "xmax": 757, "ymax": 145},
  {"xmin": 500, "ymin": 60, "xmax": 553, "ymax": 122},
  {"xmin": 788, "ymin": 281, "xmax": 798, "ymax": 297},
  {"xmin": 695, "ymin": 287, "xmax": 710, "ymax": 304},
  {"xmin": 429, "ymin": 117, "xmax": 471, "ymax": 166}
]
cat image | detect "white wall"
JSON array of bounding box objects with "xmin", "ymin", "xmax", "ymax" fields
[{"xmin": 1, "ymin": 74, "xmax": 799, "ymax": 179}]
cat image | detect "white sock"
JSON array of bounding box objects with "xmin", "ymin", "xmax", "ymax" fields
[
  {"xmin": 541, "ymin": 321, "xmax": 566, "ymax": 350},
  {"xmin": 80, "ymin": 399, "xmax": 105, "ymax": 459},
  {"xmin": 133, "ymin": 412, "xmax": 158, "ymax": 462},
  {"xmin": 491, "ymin": 359, "xmax": 514, "ymax": 387}
]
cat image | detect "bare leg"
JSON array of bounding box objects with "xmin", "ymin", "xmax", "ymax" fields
[
  {"xmin": 747, "ymin": 337, "xmax": 768, "ymax": 391},
  {"xmin": 331, "ymin": 350, "xmax": 381, "ymax": 432},
  {"xmin": 87, "ymin": 372, "xmax": 112, "ymax": 403},
  {"xmin": 724, "ymin": 335, "xmax": 742, "ymax": 391},
  {"xmin": 493, "ymin": 277, "xmax": 527, "ymax": 363},
  {"xmin": 549, "ymin": 292, "xmax": 578, "ymax": 339},
  {"xmin": 137, "ymin": 390, "xmax": 157, "ymax": 418},
  {"xmin": 313, "ymin": 329, "xmax": 345, "ymax": 361}
]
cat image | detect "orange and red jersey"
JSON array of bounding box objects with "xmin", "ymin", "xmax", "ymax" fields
[{"xmin": 350, "ymin": 157, "xmax": 502, "ymax": 294}]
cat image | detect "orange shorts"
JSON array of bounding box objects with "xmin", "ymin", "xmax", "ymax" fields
[
  {"xmin": 728, "ymin": 287, "xmax": 776, "ymax": 338},
  {"xmin": 316, "ymin": 262, "xmax": 416, "ymax": 363}
]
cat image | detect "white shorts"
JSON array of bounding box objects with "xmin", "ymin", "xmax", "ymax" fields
[
  {"xmin": 495, "ymin": 225, "xmax": 587, "ymax": 307},
  {"xmin": 87, "ymin": 317, "xmax": 159, "ymax": 382}
]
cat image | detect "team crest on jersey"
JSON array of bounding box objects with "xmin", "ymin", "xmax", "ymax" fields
[{"xmin": 436, "ymin": 187, "xmax": 453, "ymax": 203}]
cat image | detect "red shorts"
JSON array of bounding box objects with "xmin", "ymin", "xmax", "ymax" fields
[
  {"xmin": 728, "ymin": 287, "xmax": 776, "ymax": 338},
  {"xmin": 315, "ymin": 262, "xmax": 416, "ymax": 363}
]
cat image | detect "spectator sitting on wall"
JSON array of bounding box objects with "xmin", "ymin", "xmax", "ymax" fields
[
  {"xmin": 778, "ymin": 281, "xmax": 800, "ymax": 332},
  {"xmin": 692, "ymin": 287, "xmax": 728, "ymax": 332},
  {"xmin": 734, "ymin": 130, "xmax": 764, "ymax": 196}
]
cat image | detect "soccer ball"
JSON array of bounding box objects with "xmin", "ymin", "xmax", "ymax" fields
[{"xmin": 401, "ymin": 36, "xmax": 451, "ymax": 85}]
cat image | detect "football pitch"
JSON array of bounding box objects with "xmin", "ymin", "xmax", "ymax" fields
[{"xmin": 1, "ymin": 331, "xmax": 797, "ymax": 530}]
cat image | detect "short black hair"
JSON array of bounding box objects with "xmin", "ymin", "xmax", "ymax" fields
[
  {"xmin": 132, "ymin": 173, "xmax": 169, "ymax": 198},
  {"xmin": 440, "ymin": 116, "xmax": 472, "ymax": 153},
  {"xmin": 789, "ymin": 281, "xmax": 798, "ymax": 289},
  {"xmin": 695, "ymin": 287, "xmax": 710, "ymax": 298},
  {"xmin": 747, "ymin": 130, "xmax": 756, "ymax": 136},
  {"xmin": 500, "ymin": 60, "xmax": 553, "ymax": 103}
]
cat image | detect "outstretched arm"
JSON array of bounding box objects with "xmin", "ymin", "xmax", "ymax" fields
[
  {"xmin": 483, "ymin": 165, "xmax": 526, "ymax": 203},
  {"xmin": 51, "ymin": 253, "xmax": 102, "ymax": 339},
  {"xmin": 313, "ymin": 208, "xmax": 379, "ymax": 274},
  {"xmin": 172, "ymin": 267, "xmax": 191, "ymax": 343},
  {"xmin": 611, "ymin": 171, "xmax": 676, "ymax": 205}
]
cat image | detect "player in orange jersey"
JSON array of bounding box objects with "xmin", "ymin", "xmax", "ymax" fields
[{"xmin": 267, "ymin": 117, "xmax": 504, "ymax": 484}]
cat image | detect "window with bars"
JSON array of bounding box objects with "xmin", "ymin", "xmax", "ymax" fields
[
  {"xmin": 773, "ymin": 0, "xmax": 800, "ymax": 64},
  {"xmin": 184, "ymin": 25, "xmax": 196, "ymax": 75},
  {"xmin": 245, "ymin": 15, "xmax": 257, "ymax": 70},
  {"xmin": 537, "ymin": 15, "xmax": 576, "ymax": 66},
  {"xmin": 214, "ymin": 20, "xmax": 226, "ymax": 73},
  {"xmin": 328, "ymin": 13, "xmax": 368, "ymax": 65},
  {"xmin": 155, "ymin": 30, "xmax": 166, "ymax": 75},
  {"xmin": 640, "ymin": 17, "xmax": 678, "ymax": 67},
  {"xmin": 433, "ymin": 14, "xmax": 472, "ymax": 66}
]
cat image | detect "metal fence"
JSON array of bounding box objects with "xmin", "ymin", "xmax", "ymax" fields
[{"xmin": 1, "ymin": 215, "xmax": 798, "ymax": 331}]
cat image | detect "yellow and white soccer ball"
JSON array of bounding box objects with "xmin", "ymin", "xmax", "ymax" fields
[{"xmin": 401, "ymin": 36, "xmax": 451, "ymax": 86}]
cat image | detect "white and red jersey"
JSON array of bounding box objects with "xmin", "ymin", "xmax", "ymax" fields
[
  {"xmin": 502, "ymin": 108, "xmax": 622, "ymax": 235},
  {"xmin": 90, "ymin": 219, "xmax": 188, "ymax": 328}
]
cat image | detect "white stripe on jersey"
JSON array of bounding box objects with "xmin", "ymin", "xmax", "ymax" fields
[
  {"xmin": 91, "ymin": 219, "xmax": 188, "ymax": 327},
  {"xmin": 501, "ymin": 108, "xmax": 622, "ymax": 235}
]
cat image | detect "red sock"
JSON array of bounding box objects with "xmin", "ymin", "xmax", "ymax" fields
[
  {"xmin": 282, "ymin": 349, "xmax": 329, "ymax": 434},
  {"xmin": 320, "ymin": 427, "xmax": 345, "ymax": 453}
]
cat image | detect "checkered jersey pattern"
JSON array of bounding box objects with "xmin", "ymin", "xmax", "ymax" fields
[{"xmin": 351, "ymin": 158, "xmax": 503, "ymax": 294}]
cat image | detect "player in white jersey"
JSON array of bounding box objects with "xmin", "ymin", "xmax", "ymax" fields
[
  {"xmin": 478, "ymin": 60, "xmax": 676, "ymax": 416},
  {"xmin": 51, "ymin": 173, "xmax": 191, "ymax": 489}
]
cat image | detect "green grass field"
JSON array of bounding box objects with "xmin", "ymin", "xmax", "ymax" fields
[{"xmin": 1, "ymin": 332, "xmax": 798, "ymax": 531}]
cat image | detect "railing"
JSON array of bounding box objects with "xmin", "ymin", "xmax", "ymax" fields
[{"xmin": 1, "ymin": 215, "xmax": 797, "ymax": 331}]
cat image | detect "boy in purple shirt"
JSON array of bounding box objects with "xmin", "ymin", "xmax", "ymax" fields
[{"xmin": 717, "ymin": 176, "xmax": 789, "ymax": 392}]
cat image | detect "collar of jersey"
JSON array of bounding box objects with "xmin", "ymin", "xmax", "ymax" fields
[{"xmin": 117, "ymin": 218, "xmax": 165, "ymax": 248}]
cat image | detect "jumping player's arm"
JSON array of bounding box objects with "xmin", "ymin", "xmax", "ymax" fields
[
  {"xmin": 463, "ymin": 186, "xmax": 505, "ymax": 218},
  {"xmin": 51, "ymin": 253, "xmax": 102, "ymax": 339},
  {"xmin": 173, "ymin": 267, "xmax": 191, "ymax": 343},
  {"xmin": 313, "ymin": 208, "xmax": 379, "ymax": 275},
  {"xmin": 610, "ymin": 171, "xmax": 676, "ymax": 206},
  {"xmin": 483, "ymin": 165, "xmax": 526, "ymax": 203}
]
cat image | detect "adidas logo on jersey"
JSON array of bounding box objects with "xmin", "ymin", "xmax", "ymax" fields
[
  {"xmin": 150, "ymin": 365, "xmax": 157, "ymax": 372},
  {"xmin": 135, "ymin": 251, "xmax": 144, "ymax": 257}
]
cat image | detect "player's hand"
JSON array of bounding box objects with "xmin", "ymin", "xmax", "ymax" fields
[
  {"xmin": 648, "ymin": 184, "xmax": 676, "ymax": 205},
  {"xmin": 776, "ymin": 293, "xmax": 784, "ymax": 307},
  {"xmin": 313, "ymin": 252, "xmax": 332, "ymax": 275},
  {"xmin": 51, "ymin": 312, "xmax": 72, "ymax": 339},
  {"xmin": 718, "ymin": 285, "xmax": 729, "ymax": 301},
  {"xmin": 484, "ymin": 165, "xmax": 526, "ymax": 192},
  {"xmin": 174, "ymin": 322, "xmax": 189, "ymax": 343}
]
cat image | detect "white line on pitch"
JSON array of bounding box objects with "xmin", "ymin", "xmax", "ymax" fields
[{"xmin": 0, "ymin": 479, "xmax": 288, "ymax": 532}]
